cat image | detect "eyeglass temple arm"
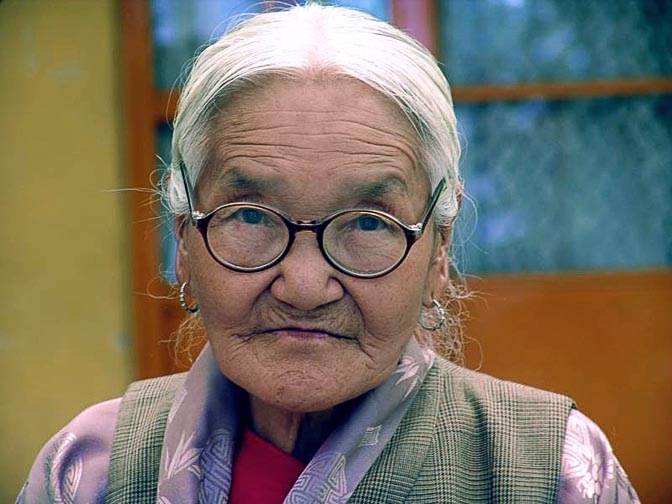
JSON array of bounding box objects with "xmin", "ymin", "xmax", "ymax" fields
[
  {"xmin": 179, "ymin": 162, "xmax": 199, "ymax": 224},
  {"xmin": 419, "ymin": 178, "xmax": 447, "ymax": 228}
]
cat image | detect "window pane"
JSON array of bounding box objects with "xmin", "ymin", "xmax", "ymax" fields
[
  {"xmin": 151, "ymin": 0, "xmax": 391, "ymax": 89},
  {"xmin": 440, "ymin": 0, "xmax": 672, "ymax": 85},
  {"xmin": 330, "ymin": 0, "xmax": 390, "ymax": 21},
  {"xmin": 151, "ymin": 0, "xmax": 264, "ymax": 89},
  {"xmin": 453, "ymin": 96, "xmax": 672, "ymax": 274},
  {"xmin": 156, "ymin": 124, "xmax": 177, "ymax": 283}
]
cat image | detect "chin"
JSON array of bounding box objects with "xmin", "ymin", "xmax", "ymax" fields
[
  {"xmin": 253, "ymin": 375, "xmax": 362, "ymax": 414},
  {"xmin": 214, "ymin": 345, "xmax": 380, "ymax": 412},
  {"xmin": 266, "ymin": 396, "xmax": 336, "ymax": 414}
]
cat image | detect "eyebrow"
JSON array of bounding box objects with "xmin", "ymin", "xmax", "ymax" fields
[
  {"xmin": 206, "ymin": 167, "xmax": 412, "ymax": 213},
  {"xmin": 345, "ymin": 176, "xmax": 410, "ymax": 202},
  {"xmin": 211, "ymin": 167, "xmax": 280, "ymax": 193},
  {"xmin": 212, "ymin": 168, "xmax": 408, "ymax": 196}
]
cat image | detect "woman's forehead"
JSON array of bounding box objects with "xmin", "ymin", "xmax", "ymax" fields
[
  {"xmin": 212, "ymin": 79, "xmax": 419, "ymax": 152},
  {"xmin": 203, "ymin": 77, "xmax": 428, "ymax": 199}
]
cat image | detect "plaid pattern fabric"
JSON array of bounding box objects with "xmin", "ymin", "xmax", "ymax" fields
[
  {"xmin": 105, "ymin": 373, "xmax": 186, "ymax": 504},
  {"xmin": 349, "ymin": 359, "xmax": 574, "ymax": 503},
  {"xmin": 105, "ymin": 358, "xmax": 573, "ymax": 503}
]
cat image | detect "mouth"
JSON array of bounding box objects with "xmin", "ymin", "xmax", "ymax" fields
[{"xmin": 264, "ymin": 327, "xmax": 355, "ymax": 340}]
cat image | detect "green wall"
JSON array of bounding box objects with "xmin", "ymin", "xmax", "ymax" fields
[{"xmin": 0, "ymin": 0, "xmax": 133, "ymax": 498}]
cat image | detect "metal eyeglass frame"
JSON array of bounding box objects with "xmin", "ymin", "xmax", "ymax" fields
[{"xmin": 179, "ymin": 163, "xmax": 446, "ymax": 279}]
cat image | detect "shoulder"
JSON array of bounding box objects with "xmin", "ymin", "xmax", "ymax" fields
[
  {"xmin": 56, "ymin": 397, "xmax": 121, "ymax": 436},
  {"xmin": 429, "ymin": 357, "xmax": 575, "ymax": 413},
  {"xmin": 384, "ymin": 359, "xmax": 574, "ymax": 501},
  {"xmin": 17, "ymin": 398, "xmax": 121, "ymax": 504},
  {"xmin": 421, "ymin": 358, "xmax": 574, "ymax": 463},
  {"xmin": 408, "ymin": 358, "xmax": 572, "ymax": 453},
  {"xmin": 558, "ymin": 410, "xmax": 641, "ymax": 503},
  {"xmin": 420, "ymin": 361, "xmax": 640, "ymax": 502},
  {"xmin": 120, "ymin": 372, "xmax": 188, "ymax": 411}
]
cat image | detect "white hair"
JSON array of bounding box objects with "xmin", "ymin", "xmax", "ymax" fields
[{"xmin": 166, "ymin": 3, "xmax": 461, "ymax": 228}]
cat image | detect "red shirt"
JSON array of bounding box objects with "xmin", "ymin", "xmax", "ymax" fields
[{"xmin": 229, "ymin": 429, "xmax": 307, "ymax": 504}]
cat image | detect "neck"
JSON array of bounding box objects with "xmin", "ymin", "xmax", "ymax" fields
[{"xmin": 247, "ymin": 395, "xmax": 348, "ymax": 462}]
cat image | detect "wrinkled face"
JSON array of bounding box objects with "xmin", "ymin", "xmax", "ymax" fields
[{"xmin": 176, "ymin": 77, "xmax": 449, "ymax": 413}]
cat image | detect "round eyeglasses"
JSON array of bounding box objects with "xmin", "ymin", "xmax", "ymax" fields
[{"xmin": 179, "ymin": 165, "xmax": 445, "ymax": 279}]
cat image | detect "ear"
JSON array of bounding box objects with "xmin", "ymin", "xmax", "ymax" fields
[
  {"xmin": 423, "ymin": 227, "xmax": 451, "ymax": 307},
  {"xmin": 456, "ymin": 181, "xmax": 464, "ymax": 211},
  {"xmin": 422, "ymin": 183, "xmax": 462, "ymax": 306},
  {"xmin": 174, "ymin": 216, "xmax": 191, "ymax": 285}
]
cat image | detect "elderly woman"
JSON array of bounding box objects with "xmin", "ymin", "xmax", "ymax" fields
[{"xmin": 19, "ymin": 4, "xmax": 638, "ymax": 504}]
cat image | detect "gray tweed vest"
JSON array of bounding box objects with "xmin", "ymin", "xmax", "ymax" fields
[{"xmin": 105, "ymin": 358, "xmax": 574, "ymax": 503}]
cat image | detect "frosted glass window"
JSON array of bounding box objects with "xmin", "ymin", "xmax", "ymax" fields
[
  {"xmin": 439, "ymin": 0, "xmax": 672, "ymax": 85},
  {"xmin": 439, "ymin": 0, "xmax": 672, "ymax": 273},
  {"xmin": 156, "ymin": 125, "xmax": 178, "ymax": 283},
  {"xmin": 151, "ymin": 0, "xmax": 391, "ymax": 88},
  {"xmin": 453, "ymin": 96, "xmax": 672, "ymax": 273},
  {"xmin": 152, "ymin": 0, "xmax": 264, "ymax": 89}
]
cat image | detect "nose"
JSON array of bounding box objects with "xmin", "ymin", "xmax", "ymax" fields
[{"xmin": 270, "ymin": 232, "xmax": 344, "ymax": 311}]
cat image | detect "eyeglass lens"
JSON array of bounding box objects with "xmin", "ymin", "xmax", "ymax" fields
[{"xmin": 205, "ymin": 204, "xmax": 408, "ymax": 275}]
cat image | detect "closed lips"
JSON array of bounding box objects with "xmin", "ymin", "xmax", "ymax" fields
[{"xmin": 267, "ymin": 327, "xmax": 355, "ymax": 339}]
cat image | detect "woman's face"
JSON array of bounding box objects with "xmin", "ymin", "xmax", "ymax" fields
[{"xmin": 176, "ymin": 78, "xmax": 449, "ymax": 413}]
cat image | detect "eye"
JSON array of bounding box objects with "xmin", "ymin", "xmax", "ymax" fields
[
  {"xmin": 233, "ymin": 207, "xmax": 267, "ymax": 225},
  {"xmin": 354, "ymin": 214, "xmax": 386, "ymax": 231}
]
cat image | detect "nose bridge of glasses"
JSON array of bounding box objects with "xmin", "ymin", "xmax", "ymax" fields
[
  {"xmin": 287, "ymin": 218, "xmax": 326, "ymax": 236},
  {"xmin": 280, "ymin": 219, "xmax": 335, "ymax": 275},
  {"xmin": 284, "ymin": 220, "xmax": 327, "ymax": 262}
]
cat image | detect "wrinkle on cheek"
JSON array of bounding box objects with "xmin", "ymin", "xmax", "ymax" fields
[
  {"xmin": 215, "ymin": 335, "xmax": 249, "ymax": 359},
  {"xmin": 358, "ymin": 333, "xmax": 402, "ymax": 370},
  {"xmin": 359, "ymin": 350, "xmax": 401, "ymax": 385}
]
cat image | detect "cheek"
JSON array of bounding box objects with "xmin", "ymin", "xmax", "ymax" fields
[
  {"xmin": 188, "ymin": 240, "xmax": 271, "ymax": 331},
  {"xmin": 325, "ymin": 237, "xmax": 436, "ymax": 362},
  {"xmin": 351, "ymin": 260, "xmax": 428, "ymax": 352}
]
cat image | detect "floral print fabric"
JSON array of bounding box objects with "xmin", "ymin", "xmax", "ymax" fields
[{"xmin": 558, "ymin": 410, "xmax": 640, "ymax": 502}]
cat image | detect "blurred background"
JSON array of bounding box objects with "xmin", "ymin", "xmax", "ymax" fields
[{"xmin": 1, "ymin": 0, "xmax": 670, "ymax": 501}]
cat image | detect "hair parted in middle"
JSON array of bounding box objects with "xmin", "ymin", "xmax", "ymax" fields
[{"xmin": 165, "ymin": 2, "xmax": 462, "ymax": 232}]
